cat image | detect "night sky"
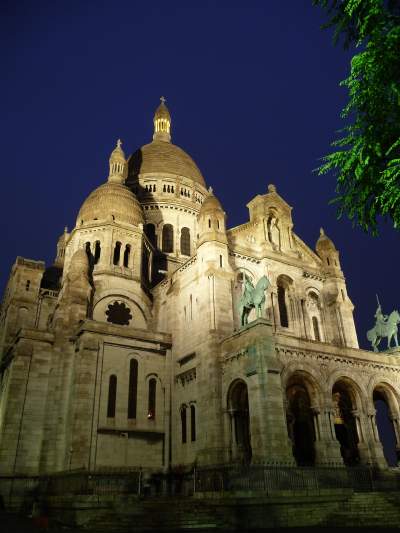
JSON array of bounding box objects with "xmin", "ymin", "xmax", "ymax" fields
[{"xmin": 1, "ymin": 2, "xmax": 399, "ymax": 350}]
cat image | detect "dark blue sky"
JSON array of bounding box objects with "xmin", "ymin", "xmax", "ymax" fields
[{"xmin": 1, "ymin": 0, "xmax": 399, "ymax": 350}]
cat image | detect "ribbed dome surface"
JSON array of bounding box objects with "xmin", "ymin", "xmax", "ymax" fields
[
  {"xmin": 200, "ymin": 192, "xmax": 224, "ymax": 213},
  {"xmin": 76, "ymin": 182, "xmax": 144, "ymax": 226},
  {"xmin": 128, "ymin": 141, "xmax": 206, "ymax": 187}
]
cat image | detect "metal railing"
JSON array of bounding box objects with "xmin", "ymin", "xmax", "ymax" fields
[
  {"xmin": 45, "ymin": 469, "xmax": 142, "ymax": 496},
  {"xmin": 193, "ymin": 465, "xmax": 400, "ymax": 493},
  {"xmin": 1, "ymin": 465, "xmax": 399, "ymax": 508}
]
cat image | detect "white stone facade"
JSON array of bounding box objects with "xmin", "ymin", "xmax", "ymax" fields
[{"xmin": 0, "ymin": 101, "xmax": 399, "ymax": 481}]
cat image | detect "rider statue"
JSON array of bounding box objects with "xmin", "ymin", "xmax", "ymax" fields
[
  {"xmin": 367, "ymin": 295, "xmax": 400, "ymax": 352},
  {"xmin": 375, "ymin": 302, "xmax": 388, "ymax": 329},
  {"xmin": 238, "ymin": 274, "xmax": 270, "ymax": 327}
]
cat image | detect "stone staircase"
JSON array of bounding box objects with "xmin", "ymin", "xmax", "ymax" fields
[
  {"xmin": 47, "ymin": 491, "xmax": 400, "ymax": 530},
  {"xmin": 326, "ymin": 492, "xmax": 400, "ymax": 528},
  {"xmin": 84, "ymin": 497, "xmax": 228, "ymax": 531}
]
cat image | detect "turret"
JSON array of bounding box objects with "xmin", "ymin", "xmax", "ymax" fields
[
  {"xmin": 315, "ymin": 228, "xmax": 358, "ymax": 348},
  {"xmin": 108, "ymin": 139, "xmax": 128, "ymax": 183},
  {"xmin": 153, "ymin": 96, "xmax": 171, "ymax": 143},
  {"xmin": 197, "ymin": 188, "xmax": 231, "ymax": 274},
  {"xmin": 315, "ymin": 228, "xmax": 341, "ymax": 273},
  {"xmin": 197, "ymin": 188, "xmax": 227, "ymax": 247}
]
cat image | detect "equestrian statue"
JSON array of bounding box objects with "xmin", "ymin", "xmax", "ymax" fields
[
  {"xmin": 366, "ymin": 295, "xmax": 400, "ymax": 352},
  {"xmin": 238, "ymin": 274, "xmax": 270, "ymax": 327}
]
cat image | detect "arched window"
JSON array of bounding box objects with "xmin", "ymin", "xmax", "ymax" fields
[
  {"xmin": 190, "ymin": 405, "xmax": 196, "ymax": 442},
  {"xmin": 148, "ymin": 378, "xmax": 156, "ymax": 419},
  {"xmin": 278, "ymin": 285, "xmax": 289, "ymax": 327},
  {"xmin": 180, "ymin": 227, "xmax": 190, "ymax": 256},
  {"xmin": 128, "ymin": 359, "xmax": 138, "ymax": 419},
  {"xmin": 162, "ymin": 224, "xmax": 174, "ymax": 253},
  {"xmin": 94, "ymin": 241, "xmax": 101, "ymax": 264},
  {"xmin": 312, "ymin": 316, "xmax": 321, "ymax": 341},
  {"xmin": 145, "ymin": 223, "xmax": 157, "ymax": 247},
  {"xmin": 181, "ymin": 406, "xmax": 187, "ymax": 444},
  {"xmin": 107, "ymin": 375, "xmax": 117, "ymax": 418},
  {"xmin": 113, "ymin": 241, "xmax": 121, "ymax": 265},
  {"xmin": 25, "ymin": 280, "xmax": 30, "ymax": 291},
  {"xmin": 123, "ymin": 244, "xmax": 131, "ymax": 267}
]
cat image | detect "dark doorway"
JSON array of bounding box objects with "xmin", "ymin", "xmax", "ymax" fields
[
  {"xmin": 286, "ymin": 384, "xmax": 316, "ymax": 466},
  {"xmin": 332, "ymin": 384, "xmax": 360, "ymax": 466}
]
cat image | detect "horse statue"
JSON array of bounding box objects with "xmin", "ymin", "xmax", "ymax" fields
[
  {"xmin": 238, "ymin": 275, "xmax": 270, "ymax": 327},
  {"xmin": 366, "ymin": 309, "xmax": 400, "ymax": 352}
]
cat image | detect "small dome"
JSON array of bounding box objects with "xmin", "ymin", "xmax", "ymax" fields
[
  {"xmin": 316, "ymin": 228, "xmax": 337, "ymax": 253},
  {"xmin": 199, "ymin": 188, "xmax": 224, "ymax": 214},
  {"xmin": 128, "ymin": 141, "xmax": 206, "ymax": 187},
  {"xmin": 76, "ymin": 182, "xmax": 144, "ymax": 227}
]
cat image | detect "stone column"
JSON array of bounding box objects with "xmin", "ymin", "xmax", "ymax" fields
[
  {"xmin": 315, "ymin": 403, "xmax": 343, "ymax": 465},
  {"xmin": 365, "ymin": 407, "xmax": 387, "ymax": 467},
  {"xmin": 227, "ymin": 409, "xmax": 237, "ymax": 462},
  {"xmin": 389, "ymin": 414, "xmax": 400, "ymax": 465},
  {"xmin": 252, "ymin": 323, "xmax": 293, "ymax": 464},
  {"xmin": 270, "ymin": 289, "xmax": 278, "ymax": 330},
  {"xmin": 69, "ymin": 333, "xmax": 100, "ymax": 471}
]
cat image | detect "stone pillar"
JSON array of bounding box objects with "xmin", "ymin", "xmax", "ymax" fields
[
  {"xmin": 314, "ymin": 403, "xmax": 343, "ymax": 465},
  {"xmin": 364, "ymin": 408, "xmax": 387, "ymax": 467},
  {"xmin": 227, "ymin": 409, "xmax": 237, "ymax": 461},
  {"xmin": 69, "ymin": 333, "xmax": 100, "ymax": 470},
  {"xmin": 389, "ymin": 414, "xmax": 400, "ymax": 465},
  {"xmin": 251, "ymin": 322, "xmax": 293, "ymax": 464}
]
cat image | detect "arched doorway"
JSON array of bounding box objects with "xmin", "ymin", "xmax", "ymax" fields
[
  {"xmin": 332, "ymin": 382, "xmax": 360, "ymax": 466},
  {"xmin": 373, "ymin": 387, "xmax": 399, "ymax": 466},
  {"xmin": 228, "ymin": 381, "xmax": 252, "ymax": 464},
  {"xmin": 286, "ymin": 382, "xmax": 316, "ymax": 466}
]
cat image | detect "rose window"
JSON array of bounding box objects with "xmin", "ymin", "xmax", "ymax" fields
[{"xmin": 105, "ymin": 301, "xmax": 132, "ymax": 326}]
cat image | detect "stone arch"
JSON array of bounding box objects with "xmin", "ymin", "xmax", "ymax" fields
[
  {"xmin": 276, "ymin": 274, "xmax": 294, "ymax": 328},
  {"xmin": 368, "ymin": 379, "xmax": 400, "ymax": 466},
  {"xmin": 367, "ymin": 375, "xmax": 400, "ymax": 413},
  {"xmin": 281, "ymin": 364, "xmax": 325, "ymax": 407},
  {"xmin": 283, "ymin": 369, "xmax": 322, "ymax": 466},
  {"xmin": 327, "ymin": 371, "xmax": 367, "ymax": 411},
  {"xmin": 305, "ymin": 288, "xmax": 324, "ymax": 342},
  {"xmin": 330, "ymin": 375, "xmax": 365, "ymax": 466},
  {"xmin": 266, "ymin": 209, "xmax": 281, "ymax": 250},
  {"xmin": 227, "ymin": 379, "xmax": 252, "ymax": 464}
]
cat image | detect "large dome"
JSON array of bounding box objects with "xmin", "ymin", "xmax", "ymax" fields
[
  {"xmin": 128, "ymin": 140, "xmax": 206, "ymax": 187},
  {"xmin": 76, "ymin": 182, "xmax": 144, "ymax": 227}
]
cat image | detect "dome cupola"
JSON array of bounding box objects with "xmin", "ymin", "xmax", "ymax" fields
[
  {"xmin": 76, "ymin": 140, "xmax": 144, "ymax": 227},
  {"xmin": 316, "ymin": 228, "xmax": 341, "ymax": 271},
  {"xmin": 153, "ymin": 96, "xmax": 171, "ymax": 143},
  {"xmin": 197, "ymin": 187, "xmax": 227, "ymax": 247},
  {"xmin": 108, "ymin": 139, "xmax": 127, "ymax": 183}
]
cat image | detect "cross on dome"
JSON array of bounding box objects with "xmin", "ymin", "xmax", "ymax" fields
[
  {"xmin": 117, "ymin": 139, "xmax": 122, "ymax": 148},
  {"xmin": 160, "ymin": 96, "xmax": 166, "ymax": 104}
]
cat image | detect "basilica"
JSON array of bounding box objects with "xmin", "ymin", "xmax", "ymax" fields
[{"xmin": 1, "ymin": 99, "xmax": 399, "ymax": 487}]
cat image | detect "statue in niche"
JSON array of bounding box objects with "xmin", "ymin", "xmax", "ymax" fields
[
  {"xmin": 267, "ymin": 215, "xmax": 280, "ymax": 250},
  {"xmin": 332, "ymin": 392, "xmax": 344, "ymax": 425},
  {"xmin": 366, "ymin": 298, "xmax": 400, "ymax": 352}
]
